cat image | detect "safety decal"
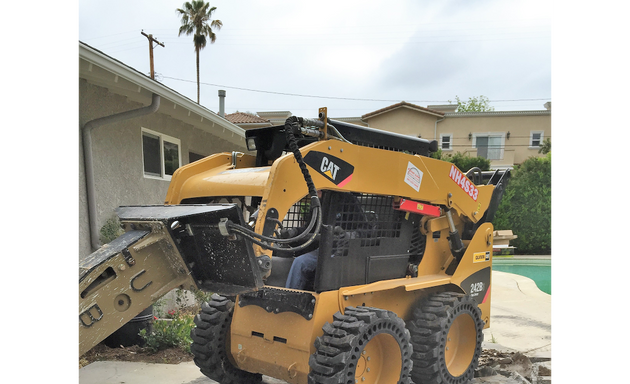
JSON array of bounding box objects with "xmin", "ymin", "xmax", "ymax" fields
[
  {"xmin": 404, "ymin": 162, "xmax": 423, "ymax": 192},
  {"xmin": 473, "ymin": 251, "xmax": 491, "ymax": 263},
  {"xmin": 460, "ymin": 267, "xmax": 491, "ymax": 305},
  {"xmin": 448, "ymin": 164, "xmax": 479, "ymax": 201},
  {"xmin": 303, "ymin": 151, "xmax": 354, "ymax": 187}
]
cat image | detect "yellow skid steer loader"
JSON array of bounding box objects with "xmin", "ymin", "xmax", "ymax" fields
[{"xmin": 79, "ymin": 108, "xmax": 510, "ymax": 384}]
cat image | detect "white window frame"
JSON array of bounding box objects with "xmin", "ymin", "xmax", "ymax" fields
[
  {"xmin": 440, "ymin": 133, "xmax": 453, "ymax": 151},
  {"xmin": 141, "ymin": 128, "xmax": 182, "ymax": 181},
  {"xmin": 472, "ymin": 132, "xmax": 506, "ymax": 160},
  {"xmin": 529, "ymin": 131, "xmax": 544, "ymax": 149}
]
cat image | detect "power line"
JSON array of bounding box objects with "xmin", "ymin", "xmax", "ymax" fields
[
  {"xmin": 161, "ymin": 76, "xmax": 549, "ymax": 104},
  {"xmin": 162, "ymin": 76, "xmax": 443, "ymax": 102}
]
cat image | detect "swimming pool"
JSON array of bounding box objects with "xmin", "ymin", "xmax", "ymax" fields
[{"xmin": 492, "ymin": 257, "xmax": 551, "ymax": 294}]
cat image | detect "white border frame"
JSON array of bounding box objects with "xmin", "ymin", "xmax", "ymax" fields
[
  {"xmin": 141, "ymin": 127, "xmax": 182, "ymax": 181},
  {"xmin": 529, "ymin": 131, "xmax": 544, "ymax": 149},
  {"xmin": 472, "ymin": 132, "xmax": 506, "ymax": 160},
  {"xmin": 440, "ymin": 133, "xmax": 453, "ymax": 151}
]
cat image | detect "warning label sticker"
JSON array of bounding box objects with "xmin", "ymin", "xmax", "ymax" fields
[{"xmin": 404, "ymin": 162, "xmax": 423, "ymax": 192}]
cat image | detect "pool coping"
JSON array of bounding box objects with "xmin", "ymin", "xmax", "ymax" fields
[
  {"xmin": 494, "ymin": 270, "xmax": 551, "ymax": 298},
  {"xmin": 494, "ymin": 255, "xmax": 551, "ymax": 260}
]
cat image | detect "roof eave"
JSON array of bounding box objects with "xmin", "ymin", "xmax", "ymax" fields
[
  {"xmin": 444, "ymin": 110, "xmax": 552, "ymax": 117},
  {"xmin": 79, "ymin": 42, "xmax": 245, "ymax": 139},
  {"xmin": 363, "ymin": 103, "xmax": 445, "ymax": 120}
]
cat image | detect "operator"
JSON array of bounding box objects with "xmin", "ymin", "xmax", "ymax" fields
[{"xmin": 285, "ymin": 190, "xmax": 366, "ymax": 290}]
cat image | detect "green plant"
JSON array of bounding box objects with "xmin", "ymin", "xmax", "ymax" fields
[
  {"xmin": 432, "ymin": 150, "xmax": 491, "ymax": 172},
  {"xmin": 450, "ymin": 95, "xmax": 495, "ymax": 112},
  {"xmin": 152, "ymin": 297, "xmax": 167, "ymax": 318},
  {"xmin": 493, "ymin": 153, "xmax": 551, "ymax": 254},
  {"xmin": 138, "ymin": 288, "xmax": 212, "ymax": 353},
  {"xmin": 99, "ymin": 216, "xmax": 124, "ymax": 244},
  {"xmin": 171, "ymin": 288, "xmax": 214, "ymax": 314},
  {"xmin": 191, "ymin": 288, "xmax": 214, "ymax": 308},
  {"xmin": 139, "ymin": 310, "xmax": 195, "ymax": 353}
]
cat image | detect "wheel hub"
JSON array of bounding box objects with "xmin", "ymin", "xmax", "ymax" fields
[
  {"xmin": 355, "ymin": 333, "xmax": 401, "ymax": 384},
  {"xmin": 445, "ymin": 313, "xmax": 476, "ymax": 377}
]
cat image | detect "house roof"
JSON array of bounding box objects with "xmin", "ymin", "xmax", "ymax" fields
[
  {"xmin": 225, "ymin": 112, "xmax": 271, "ymax": 125},
  {"xmin": 362, "ymin": 101, "xmax": 445, "ymax": 120},
  {"xmin": 79, "ymin": 41, "xmax": 246, "ymax": 147},
  {"xmin": 444, "ymin": 110, "xmax": 551, "ymax": 118}
]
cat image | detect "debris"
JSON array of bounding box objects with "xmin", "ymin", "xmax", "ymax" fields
[
  {"xmin": 508, "ymin": 371, "xmax": 531, "ymax": 384},
  {"xmin": 476, "ymin": 366, "xmax": 499, "ymax": 377},
  {"xmin": 475, "ymin": 349, "xmax": 550, "ymax": 384}
]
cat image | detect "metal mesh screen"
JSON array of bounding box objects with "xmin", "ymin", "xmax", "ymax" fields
[
  {"xmin": 282, "ymin": 197, "xmax": 311, "ymax": 229},
  {"xmin": 332, "ymin": 193, "xmax": 403, "ymax": 257}
]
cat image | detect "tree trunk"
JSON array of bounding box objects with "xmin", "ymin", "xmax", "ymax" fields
[{"xmin": 196, "ymin": 46, "xmax": 200, "ymax": 104}]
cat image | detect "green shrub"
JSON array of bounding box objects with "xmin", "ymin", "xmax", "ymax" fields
[
  {"xmin": 493, "ymin": 154, "xmax": 551, "ymax": 254},
  {"xmin": 138, "ymin": 288, "xmax": 214, "ymax": 353},
  {"xmin": 99, "ymin": 216, "xmax": 124, "ymax": 244},
  {"xmin": 432, "ymin": 150, "xmax": 491, "ymax": 172},
  {"xmin": 139, "ymin": 310, "xmax": 195, "ymax": 353}
]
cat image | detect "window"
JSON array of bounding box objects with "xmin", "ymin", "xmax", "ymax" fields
[
  {"xmin": 473, "ymin": 133, "xmax": 505, "ymax": 160},
  {"xmin": 530, "ymin": 131, "xmax": 544, "ymax": 148},
  {"xmin": 440, "ymin": 134, "xmax": 453, "ymax": 151},
  {"xmin": 141, "ymin": 128, "xmax": 181, "ymax": 180},
  {"xmin": 189, "ymin": 151, "xmax": 205, "ymax": 164}
]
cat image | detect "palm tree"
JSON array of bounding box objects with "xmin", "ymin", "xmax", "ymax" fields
[{"xmin": 176, "ymin": 1, "xmax": 222, "ymax": 104}]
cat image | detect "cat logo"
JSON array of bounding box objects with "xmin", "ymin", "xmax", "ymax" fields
[
  {"xmin": 304, "ymin": 151, "xmax": 354, "ymax": 187},
  {"xmin": 320, "ymin": 156, "xmax": 340, "ymax": 180}
]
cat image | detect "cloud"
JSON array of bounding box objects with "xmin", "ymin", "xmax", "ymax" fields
[
  {"xmin": 373, "ymin": 29, "xmax": 550, "ymax": 104},
  {"xmin": 377, "ymin": 40, "xmax": 476, "ymax": 93}
]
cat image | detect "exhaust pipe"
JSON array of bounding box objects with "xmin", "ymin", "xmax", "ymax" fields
[{"xmin": 218, "ymin": 89, "xmax": 226, "ymax": 117}]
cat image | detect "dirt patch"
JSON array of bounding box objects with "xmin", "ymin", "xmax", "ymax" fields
[
  {"xmin": 82, "ymin": 345, "xmax": 514, "ymax": 368},
  {"xmin": 80, "ymin": 343, "xmax": 193, "ymax": 369}
]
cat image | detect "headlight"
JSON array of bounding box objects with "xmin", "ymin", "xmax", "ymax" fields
[{"xmin": 246, "ymin": 137, "xmax": 257, "ymax": 151}]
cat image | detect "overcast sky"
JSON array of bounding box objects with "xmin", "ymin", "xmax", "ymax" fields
[{"xmin": 79, "ymin": 0, "xmax": 551, "ymax": 118}]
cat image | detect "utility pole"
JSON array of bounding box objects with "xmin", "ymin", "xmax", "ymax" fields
[{"xmin": 141, "ymin": 30, "xmax": 165, "ymax": 79}]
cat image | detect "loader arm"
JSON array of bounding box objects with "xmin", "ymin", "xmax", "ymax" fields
[{"xmin": 79, "ymin": 204, "xmax": 264, "ymax": 356}]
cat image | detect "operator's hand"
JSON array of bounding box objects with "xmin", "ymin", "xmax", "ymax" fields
[
  {"xmin": 333, "ymin": 226, "xmax": 358, "ymax": 239},
  {"xmin": 279, "ymin": 227, "xmax": 300, "ymax": 239}
]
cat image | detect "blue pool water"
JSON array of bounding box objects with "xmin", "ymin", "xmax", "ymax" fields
[{"xmin": 492, "ymin": 258, "xmax": 551, "ymax": 295}]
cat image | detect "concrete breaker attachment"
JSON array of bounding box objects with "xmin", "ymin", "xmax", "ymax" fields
[{"xmin": 79, "ymin": 204, "xmax": 263, "ymax": 356}]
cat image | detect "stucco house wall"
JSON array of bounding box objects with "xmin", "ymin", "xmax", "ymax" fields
[
  {"xmin": 366, "ymin": 107, "xmax": 440, "ymax": 139},
  {"xmin": 358, "ymin": 102, "xmax": 550, "ymax": 170},
  {"xmin": 79, "ymin": 42, "xmax": 248, "ymax": 258}
]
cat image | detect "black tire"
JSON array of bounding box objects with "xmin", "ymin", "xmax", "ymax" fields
[
  {"xmin": 190, "ymin": 294, "xmax": 262, "ymax": 384},
  {"xmin": 308, "ymin": 306, "xmax": 413, "ymax": 384},
  {"xmin": 407, "ymin": 292, "xmax": 484, "ymax": 384}
]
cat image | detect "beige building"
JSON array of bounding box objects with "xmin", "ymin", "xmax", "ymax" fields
[
  {"xmin": 233, "ymin": 102, "xmax": 550, "ymax": 170},
  {"xmin": 360, "ymin": 101, "xmax": 551, "ymax": 169}
]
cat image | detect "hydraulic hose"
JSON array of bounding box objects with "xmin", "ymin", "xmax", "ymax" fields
[
  {"xmin": 285, "ymin": 116, "xmax": 319, "ymax": 200},
  {"xmin": 221, "ymin": 115, "xmax": 323, "ymax": 252}
]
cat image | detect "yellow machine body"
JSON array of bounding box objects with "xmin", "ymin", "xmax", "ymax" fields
[{"xmin": 79, "ymin": 111, "xmax": 509, "ymax": 384}]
